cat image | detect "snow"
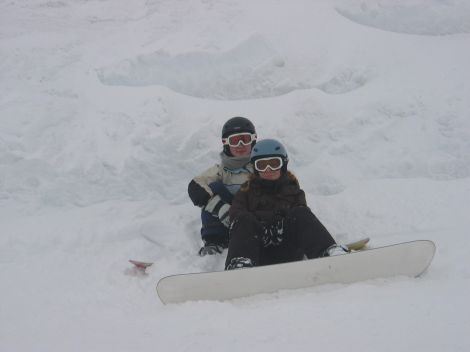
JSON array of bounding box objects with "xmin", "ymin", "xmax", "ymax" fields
[{"xmin": 1, "ymin": 0, "xmax": 469, "ymax": 350}]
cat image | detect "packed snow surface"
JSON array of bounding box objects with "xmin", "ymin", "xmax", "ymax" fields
[{"xmin": 1, "ymin": 0, "xmax": 470, "ymax": 351}]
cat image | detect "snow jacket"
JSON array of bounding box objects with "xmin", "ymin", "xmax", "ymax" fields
[
  {"xmin": 229, "ymin": 171, "xmax": 307, "ymax": 223},
  {"xmin": 188, "ymin": 152, "xmax": 254, "ymax": 207}
]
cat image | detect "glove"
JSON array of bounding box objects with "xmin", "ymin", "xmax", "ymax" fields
[
  {"xmin": 204, "ymin": 195, "xmax": 231, "ymax": 227},
  {"xmin": 261, "ymin": 214, "xmax": 284, "ymax": 247}
]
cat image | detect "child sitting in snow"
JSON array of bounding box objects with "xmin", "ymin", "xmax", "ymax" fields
[
  {"xmin": 188, "ymin": 117, "xmax": 257, "ymax": 256},
  {"xmin": 225, "ymin": 139, "xmax": 349, "ymax": 269}
]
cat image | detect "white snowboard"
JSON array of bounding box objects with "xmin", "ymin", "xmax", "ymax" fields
[{"xmin": 156, "ymin": 240, "xmax": 435, "ymax": 304}]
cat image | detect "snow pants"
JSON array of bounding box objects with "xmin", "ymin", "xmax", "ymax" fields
[{"xmin": 225, "ymin": 206, "xmax": 336, "ymax": 268}]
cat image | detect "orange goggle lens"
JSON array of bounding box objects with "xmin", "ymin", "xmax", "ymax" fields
[{"xmin": 254, "ymin": 157, "xmax": 283, "ymax": 172}]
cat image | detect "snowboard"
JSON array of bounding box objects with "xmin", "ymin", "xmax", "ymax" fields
[{"xmin": 156, "ymin": 240, "xmax": 435, "ymax": 304}]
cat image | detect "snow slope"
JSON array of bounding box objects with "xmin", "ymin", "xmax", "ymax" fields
[{"xmin": 1, "ymin": 0, "xmax": 470, "ymax": 351}]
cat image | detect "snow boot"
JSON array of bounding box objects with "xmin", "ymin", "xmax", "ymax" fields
[
  {"xmin": 324, "ymin": 244, "xmax": 350, "ymax": 257},
  {"xmin": 198, "ymin": 243, "xmax": 225, "ymax": 256}
]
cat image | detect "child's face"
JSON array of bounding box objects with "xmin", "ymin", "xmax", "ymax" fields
[
  {"xmin": 229, "ymin": 144, "xmax": 252, "ymax": 157},
  {"xmin": 259, "ymin": 168, "xmax": 282, "ymax": 181}
]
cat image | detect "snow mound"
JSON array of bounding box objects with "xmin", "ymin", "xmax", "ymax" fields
[
  {"xmin": 97, "ymin": 35, "xmax": 314, "ymax": 100},
  {"xmin": 336, "ymin": 0, "xmax": 470, "ymax": 35}
]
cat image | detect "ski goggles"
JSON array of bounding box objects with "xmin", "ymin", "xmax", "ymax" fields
[
  {"xmin": 253, "ymin": 157, "xmax": 283, "ymax": 172},
  {"xmin": 222, "ymin": 132, "xmax": 257, "ymax": 147}
]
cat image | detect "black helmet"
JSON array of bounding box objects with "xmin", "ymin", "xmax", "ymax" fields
[
  {"xmin": 221, "ymin": 117, "xmax": 257, "ymax": 156},
  {"xmin": 222, "ymin": 117, "xmax": 256, "ymax": 137}
]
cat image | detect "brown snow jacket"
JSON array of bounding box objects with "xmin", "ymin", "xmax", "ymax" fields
[{"xmin": 229, "ymin": 171, "xmax": 307, "ymax": 223}]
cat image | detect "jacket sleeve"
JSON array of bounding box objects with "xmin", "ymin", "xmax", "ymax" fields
[
  {"xmin": 188, "ymin": 180, "xmax": 211, "ymax": 207},
  {"xmin": 188, "ymin": 164, "xmax": 221, "ymax": 207}
]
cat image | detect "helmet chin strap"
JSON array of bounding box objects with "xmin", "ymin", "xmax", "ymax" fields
[{"xmin": 223, "ymin": 145, "xmax": 233, "ymax": 157}]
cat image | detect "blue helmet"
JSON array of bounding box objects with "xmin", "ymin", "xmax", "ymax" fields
[{"xmin": 251, "ymin": 139, "xmax": 289, "ymax": 172}]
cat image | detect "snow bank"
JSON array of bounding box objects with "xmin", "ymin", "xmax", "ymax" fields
[
  {"xmin": 1, "ymin": 0, "xmax": 470, "ymax": 351},
  {"xmin": 336, "ymin": 0, "xmax": 470, "ymax": 35}
]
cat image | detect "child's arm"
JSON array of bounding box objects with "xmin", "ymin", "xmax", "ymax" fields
[{"xmin": 188, "ymin": 164, "xmax": 221, "ymax": 207}]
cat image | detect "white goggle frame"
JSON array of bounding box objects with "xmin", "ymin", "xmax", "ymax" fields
[
  {"xmin": 222, "ymin": 133, "xmax": 257, "ymax": 147},
  {"xmin": 254, "ymin": 156, "xmax": 283, "ymax": 172}
]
